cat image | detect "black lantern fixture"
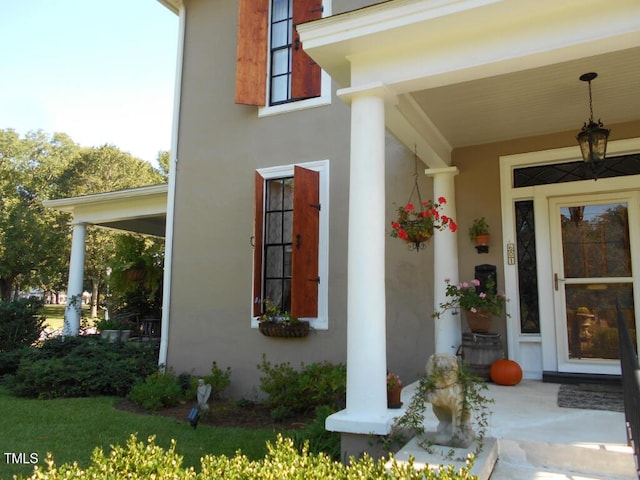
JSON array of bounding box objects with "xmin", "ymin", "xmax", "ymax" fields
[{"xmin": 576, "ymin": 72, "xmax": 610, "ymax": 180}]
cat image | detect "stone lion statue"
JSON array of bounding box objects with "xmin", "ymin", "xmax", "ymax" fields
[{"xmin": 423, "ymin": 353, "xmax": 474, "ymax": 448}]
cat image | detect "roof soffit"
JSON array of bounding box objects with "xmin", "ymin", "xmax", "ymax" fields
[{"xmin": 298, "ymin": 0, "xmax": 640, "ymax": 162}]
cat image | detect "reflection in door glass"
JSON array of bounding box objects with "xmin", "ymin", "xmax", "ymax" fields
[
  {"xmin": 560, "ymin": 203, "xmax": 630, "ymax": 278},
  {"xmin": 565, "ymin": 283, "xmax": 636, "ymax": 360}
]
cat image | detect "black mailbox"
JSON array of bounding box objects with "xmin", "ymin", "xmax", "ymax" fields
[{"xmin": 475, "ymin": 264, "xmax": 497, "ymax": 294}]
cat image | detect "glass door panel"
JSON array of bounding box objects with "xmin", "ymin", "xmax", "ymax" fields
[{"xmin": 551, "ymin": 194, "xmax": 638, "ymax": 374}]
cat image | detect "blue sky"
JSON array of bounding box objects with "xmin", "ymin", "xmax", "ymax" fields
[{"xmin": 0, "ymin": 1, "xmax": 178, "ymax": 165}]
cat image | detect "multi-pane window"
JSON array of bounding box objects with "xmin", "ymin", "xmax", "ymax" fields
[
  {"xmin": 235, "ymin": 0, "xmax": 323, "ymax": 107},
  {"xmin": 263, "ymin": 177, "xmax": 294, "ymax": 310},
  {"xmin": 253, "ymin": 165, "xmax": 321, "ymax": 319},
  {"xmin": 270, "ymin": 0, "xmax": 293, "ymax": 105}
]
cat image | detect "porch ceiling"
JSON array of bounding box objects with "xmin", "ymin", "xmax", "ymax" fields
[
  {"xmin": 43, "ymin": 184, "xmax": 168, "ymax": 238},
  {"xmin": 298, "ymin": 0, "xmax": 640, "ymax": 167}
]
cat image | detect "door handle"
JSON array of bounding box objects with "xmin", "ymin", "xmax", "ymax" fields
[{"xmin": 554, "ymin": 273, "xmax": 565, "ymax": 291}]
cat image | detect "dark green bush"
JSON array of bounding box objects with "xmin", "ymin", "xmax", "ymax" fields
[
  {"xmin": 0, "ymin": 298, "xmax": 46, "ymax": 352},
  {"xmin": 257, "ymin": 355, "xmax": 346, "ymax": 416},
  {"xmin": 0, "ymin": 346, "xmax": 29, "ymax": 376},
  {"xmin": 20, "ymin": 434, "xmax": 476, "ymax": 480},
  {"xmin": 6, "ymin": 336, "xmax": 158, "ymax": 398}
]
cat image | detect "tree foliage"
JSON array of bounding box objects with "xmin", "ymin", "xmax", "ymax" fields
[
  {"xmin": 0, "ymin": 129, "xmax": 167, "ymax": 304},
  {"xmin": 0, "ymin": 130, "xmax": 77, "ymax": 300}
]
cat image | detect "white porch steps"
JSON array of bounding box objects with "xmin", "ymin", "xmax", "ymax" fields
[
  {"xmin": 393, "ymin": 436, "xmax": 636, "ymax": 479},
  {"xmin": 391, "ymin": 380, "xmax": 637, "ymax": 479},
  {"xmin": 490, "ymin": 438, "xmax": 635, "ymax": 479}
]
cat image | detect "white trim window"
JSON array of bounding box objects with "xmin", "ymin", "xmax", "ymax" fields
[{"xmin": 252, "ymin": 160, "xmax": 329, "ymax": 329}]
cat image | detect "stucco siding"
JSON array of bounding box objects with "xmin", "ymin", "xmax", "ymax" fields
[{"xmin": 166, "ymin": 0, "xmax": 435, "ymax": 398}]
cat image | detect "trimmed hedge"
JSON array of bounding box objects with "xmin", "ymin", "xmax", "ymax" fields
[
  {"xmin": 4, "ymin": 336, "xmax": 158, "ymax": 398},
  {"xmin": 19, "ymin": 434, "xmax": 478, "ymax": 480}
]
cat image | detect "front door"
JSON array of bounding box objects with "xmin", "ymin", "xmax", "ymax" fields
[{"xmin": 550, "ymin": 192, "xmax": 640, "ymax": 375}]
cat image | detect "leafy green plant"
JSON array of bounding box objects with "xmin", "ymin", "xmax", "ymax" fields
[
  {"xmin": 292, "ymin": 405, "xmax": 341, "ymax": 461},
  {"xmin": 257, "ymin": 355, "xmax": 346, "ymax": 417},
  {"xmin": 6, "ymin": 336, "xmax": 158, "ymax": 398},
  {"xmin": 128, "ymin": 370, "xmax": 183, "ymax": 411},
  {"xmin": 468, "ymin": 217, "xmax": 489, "ymax": 242},
  {"xmin": 200, "ymin": 361, "xmax": 232, "ymax": 400},
  {"xmin": 0, "ymin": 298, "xmax": 46, "ymax": 352}
]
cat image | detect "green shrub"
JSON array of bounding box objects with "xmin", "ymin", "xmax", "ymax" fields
[
  {"xmin": 184, "ymin": 361, "xmax": 233, "ymax": 402},
  {"xmin": 0, "ymin": 346, "xmax": 29, "ymax": 376},
  {"xmin": 20, "ymin": 434, "xmax": 477, "ymax": 480},
  {"xmin": 0, "ymin": 298, "xmax": 46, "ymax": 352},
  {"xmin": 128, "ymin": 370, "xmax": 183, "ymax": 411},
  {"xmin": 292, "ymin": 405, "xmax": 341, "ymax": 461},
  {"xmin": 257, "ymin": 355, "xmax": 346, "ymax": 416},
  {"xmin": 6, "ymin": 336, "xmax": 158, "ymax": 398},
  {"xmin": 202, "ymin": 361, "xmax": 231, "ymax": 399}
]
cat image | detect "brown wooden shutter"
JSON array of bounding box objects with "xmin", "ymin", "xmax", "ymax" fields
[
  {"xmin": 291, "ymin": 0, "xmax": 322, "ymax": 100},
  {"xmin": 253, "ymin": 172, "xmax": 265, "ymax": 316},
  {"xmin": 235, "ymin": 0, "xmax": 269, "ymax": 106},
  {"xmin": 291, "ymin": 166, "xmax": 320, "ymax": 318}
]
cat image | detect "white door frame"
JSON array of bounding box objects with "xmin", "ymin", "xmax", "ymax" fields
[{"xmin": 499, "ymin": 138, "xmax": 640, "ymax": 379}]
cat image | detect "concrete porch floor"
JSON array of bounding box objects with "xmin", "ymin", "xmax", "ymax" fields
[{"xmin": 393, "ymin": 380, "xmax": 637, "ymax": 479}]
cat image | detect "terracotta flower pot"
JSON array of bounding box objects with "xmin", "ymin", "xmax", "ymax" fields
[
  {"xmin": 387, "ymin": 385, "xmax": 402, "ymax": 409},
  {"xmin": 474, "ymin": 234, "xmax": 490, "ymax": 246},
  {"xmin": 464, "ymin": 309, "xmax": 493, "ymax": 333}
]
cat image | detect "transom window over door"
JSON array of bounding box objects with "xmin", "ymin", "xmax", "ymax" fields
[{"xmin": 253, "ymin": 162, "xmax": 329, "ymax": 327}]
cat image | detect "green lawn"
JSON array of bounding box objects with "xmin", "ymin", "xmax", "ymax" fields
[
  {"xmin": 0, "ymin": 387, "xmax": 291, "ymax": 479},
  {"xmin": 41, "ymin": 304, "xmax": 98, "ymax": 331}
]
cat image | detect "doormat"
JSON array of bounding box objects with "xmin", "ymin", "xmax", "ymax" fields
[{"xmin": 557, "ymin": 383, "xmax": 624, "ymax": 413}]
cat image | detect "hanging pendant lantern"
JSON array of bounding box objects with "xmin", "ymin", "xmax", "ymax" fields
[{"xmin": 576, "ymin": 72, "xmax": 610, "ymax": 180}]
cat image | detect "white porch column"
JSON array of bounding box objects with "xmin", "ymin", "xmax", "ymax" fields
[
  {"xmin": 326, "ymin": 83, "xmax": 393, "ymax": 436},
  {"xmin": 64, "ymin": 222, "xmax": 87, "ymax": 336},
  {"xmin": 425, "ymin": 167, "xmax": 460, "ymax": 354}
]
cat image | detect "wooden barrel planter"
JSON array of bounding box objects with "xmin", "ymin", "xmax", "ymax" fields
[
  {"xmin": 460, "ymin": 332, "xmax": 504, "ymax": 380},
  {"xmin": 258, "ymin": 321, "xmax": 310, "ymax": 338}
]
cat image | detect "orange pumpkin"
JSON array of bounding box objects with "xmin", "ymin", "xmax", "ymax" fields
[{"xmin": 490, "ymin": 359, "xmax": 523, "ymax": 386}]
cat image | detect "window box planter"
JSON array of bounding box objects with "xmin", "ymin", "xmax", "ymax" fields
[{"xmin": 258, "ymin": 321, "xmax": 310, "ymax": 338}]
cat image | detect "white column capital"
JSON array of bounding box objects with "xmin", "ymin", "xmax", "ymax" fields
[
  {"xmin": 424, "ymin": 166, "xmax": 459, "ymax": 178},
  {"xmin": 337, "ymin": 82, "xmax": 397, "ymax": 106}
]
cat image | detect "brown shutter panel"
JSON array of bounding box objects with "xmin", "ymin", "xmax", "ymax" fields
[
  {"xmin": 291, "ymin": 0, "xmax": 322, "ymax": 100},
  {"xmin": 291, "ymin": 166, "xmax": 320, "ymax": 318},
  {"xmin": 235, "ymin": 0, "xmax": 269, "ymax": 106},
  {"xmin": 253, "ymin": 172, "xmax": 265, "ymax": 316}
]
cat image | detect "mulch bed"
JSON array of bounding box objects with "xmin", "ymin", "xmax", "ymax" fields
[{"xmin": 114, "ymin": 398, "xmax": 314, "ymax": 430}]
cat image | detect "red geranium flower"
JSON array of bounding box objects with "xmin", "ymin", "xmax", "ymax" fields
[{"xmin": 390, "ymin": 196, "xmax": 457, "ymax": 248}]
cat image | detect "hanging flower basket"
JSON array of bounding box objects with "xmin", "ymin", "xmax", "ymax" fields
[
  {"xmin": 390, "ymin": 197, "xmax": 457, "ymax": 251},
  {"xmin": 259, "ymin": 321, "xmax": 310, "ymax": 338}
]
